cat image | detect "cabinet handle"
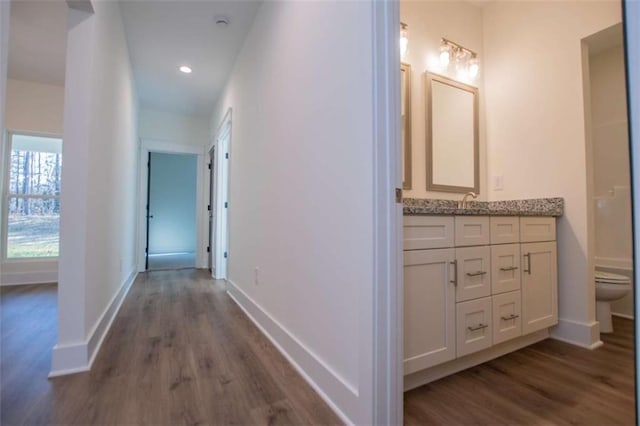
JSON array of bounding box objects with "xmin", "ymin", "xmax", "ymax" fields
[
  {"xmin": 523, "ymin": 253, "xmax": 531, "ymax": 275},
  {"xmin": 466, "ymin": 271, "xmax": 487, "ymax": 277},
  {"xmin": 501, "ymin": 314, "xmax": 520, "ymax": 321},
  {"xmin": 450, "ymin": 260, "xmax": 458, "ymax": 286},
  {"xmin": 468, "ymin": 323, "xmax": 489, "ymax": 332},
  {"xmin": 499, "ymin": 266, "xmax": 519, "ymax": 272}
]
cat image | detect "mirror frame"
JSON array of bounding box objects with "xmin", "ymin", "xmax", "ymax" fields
[
  {"xmin": 425, "ymin": 72, "xmax": 479, "ymax": 194},
  {"xmin": 401, "ymin": 62, "xmax": 412, "ymax": 189}
]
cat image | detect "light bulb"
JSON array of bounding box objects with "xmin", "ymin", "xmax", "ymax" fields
[
  {"xmin": 468, "ymin": 57, "xmax": 479, "ymax": 79},
  {"xmin": 439, "ymin": 45, "xmax": 450, "ymax": 68}
]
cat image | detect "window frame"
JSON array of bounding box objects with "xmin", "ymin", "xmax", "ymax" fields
[{"xmin": 2, "ymin": 130, "xmax": 63, "ymax": 261}]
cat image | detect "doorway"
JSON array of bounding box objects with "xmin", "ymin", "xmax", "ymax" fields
[
  {"xmin": 145, "ymin": 152, "xmax": 198, "ymax": 270},
  {"xmin": 209, "ymin": 110, "xmax": 231, "ymax": 280}
]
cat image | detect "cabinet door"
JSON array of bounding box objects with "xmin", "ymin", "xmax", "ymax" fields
[
  {"xmin": 404, "ymin": 248, "xmax": 456, "ymax": 374},
  {"xmin": 455, "ymin": 246, "xmax": 492, "ymax": 302},
  {"xmin": 492, "ymin": 291, "xmax": 522, "ymax": 344},
  {"xmin": 520, "ymin": 217, "xmax": 556, "ymax": 243},
  {"xmin": 456, "ymin": 297, "xmax": 493, "ymax": 357},
  {"xmin": 521, "ymin": 242, "xmax": 558, "ymax": 334},
  {"xmin": 490, "ymin": 216, "xmax": 520, "ymax": 245},
  {"xmin": 491, "ymin": 244, "xmax": 521, "ymax": 295}
]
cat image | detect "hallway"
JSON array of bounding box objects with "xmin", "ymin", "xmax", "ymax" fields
[{"xmin": 0, "ymin": 270, "xmax": 340, "ymax": 425}]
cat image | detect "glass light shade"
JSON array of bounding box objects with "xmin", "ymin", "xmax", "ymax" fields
[
  {"xmin": 468, "ymin": 57, "xmax": 479, "ymax": 79},
  {"xmin": 400, "ymin": 34, "xmax": 408, "ymax": 60},
  {"xmin": 439, "ymin": 45, "xmax": 450, "ymax": 68}
]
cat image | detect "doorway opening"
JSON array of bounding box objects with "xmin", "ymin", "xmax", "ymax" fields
[{"xmin": 145, "ymin": 152, "xmax": 198, "ymax": 271}]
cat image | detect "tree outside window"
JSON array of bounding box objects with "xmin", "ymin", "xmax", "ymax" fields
[{"xmin": 5, "ymin": 133, "xmax": 62, "ymax": 258}]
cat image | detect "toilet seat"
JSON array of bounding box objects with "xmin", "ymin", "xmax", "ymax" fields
[{"xmin": 595, "ymin": 271, "xmax": 630, "ymax": 284}]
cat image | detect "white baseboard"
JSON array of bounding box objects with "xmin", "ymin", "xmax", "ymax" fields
[
  {"xmin": 225, "ymin": 280, "xmax": 356, "ymax": 426},
  {"xmin": 550, "ymin": 318, "xmax": 603, "ymax": 349},
  {"xmin": 50, "ymin": 270, "xmax": 137, "ymax": 377},
  {"xmin": 1, "ymin": 270, "xmax": 57, "ymax": 286},
  {"xmin": 612, "ymin": 312, "xmax": 635, "ymax": 320}
]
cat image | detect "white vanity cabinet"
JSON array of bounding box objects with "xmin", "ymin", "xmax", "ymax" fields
[{"xmin": 403, "ymin": 214, "xmax": 558, "ymax": 380}]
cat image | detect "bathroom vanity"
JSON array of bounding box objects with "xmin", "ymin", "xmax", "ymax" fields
[{"xmin": 403, "ymin": 198, "xmax": 563, "ymax": 391}]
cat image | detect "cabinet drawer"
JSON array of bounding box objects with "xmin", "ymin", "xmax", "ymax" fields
[
  {"xmin": 455, "ymin": 216, "xmax": 490, "ymax": 247},
  {"xmin": 490, "ymin": 216, "xmax": 520, "ymax": 244},
  {"xmin": 455, "ymin": 246, "xmax": 492, "ymax": 302},
  {"xmin": 404, "ymin": 216, "xmax": 454, "ymax": 250},
  {"xmin": 491, "ymin": 244, "xmax": 521, "ymax": 294},
  {"xmin": 492, "ymin": 291, "xmax": 522, "ymax": 345},
  {"xmin": 456, "ymin": 297, "xmax": 493, "ymax": 357},
  {"xmin": 520, "ymin": 217, "xmax": 556, "ymax": 242}
]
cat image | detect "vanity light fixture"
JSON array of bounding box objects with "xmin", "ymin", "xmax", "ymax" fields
[
  {"xmin": 439, "ymin": 38, "xmax": 479, "ymax": 80},
  {"xmin": 400, "ymin": 22, "xmax": 409, "ymax": 61}
]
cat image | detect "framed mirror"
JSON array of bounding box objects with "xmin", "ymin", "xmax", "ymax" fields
[
  {"xmin": 401, "ymin": 63, "xmax": 412, "ymax": 189},
  {"xmin": 425, "ymin": 72, "xmax": 479, "ymax": 193}
]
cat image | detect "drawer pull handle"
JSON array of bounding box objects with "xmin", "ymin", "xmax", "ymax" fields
[
  {"xmin": 523, "ymin": 253, "xmax": 531, "ymax": 274},
  {"xmin": 468, "ymin": 324, "xmax": 488, "ymax": 332},
  {"xmin": 466, "ymin": 271, "xmax": 487, "ymax": 277},
  {"xmin": 499, "ymin": 266, "xmax": 519, "ymax": 272},
  {"xmin": 501, "ymin": 314, "xmax": 520, "ymax": 321},
  {"xmin": 450, "ymin": 260, "xmax": 458, "ymax": 286}
]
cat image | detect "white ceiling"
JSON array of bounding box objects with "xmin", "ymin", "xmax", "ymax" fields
[
  {"xmin": 120, "ymin": 0, "xmax": 262, "ymax": 117},
  {"xmin": 8, "ymin": 0, "xmax": 68, "ymax": 86}
]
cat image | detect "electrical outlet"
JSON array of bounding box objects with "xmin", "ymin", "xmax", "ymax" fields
[{"xmin": 254, "ymin": 267, "xmax": 259, "ymax": 285}]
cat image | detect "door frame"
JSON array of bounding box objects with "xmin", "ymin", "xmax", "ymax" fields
[
  {"xmin": 136, "ymin": 139, "xmax": 206, "ymax": 272},
  {"xmin": 209, "ymin": 108, "xmax": 232, "ymax": 280}
]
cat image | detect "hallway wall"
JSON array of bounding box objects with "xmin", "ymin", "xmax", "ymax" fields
[
  {"xmin": 210, "ymin": 2, "xmax": 376, "ymax": 423},
  {"xmin": 138, "ymin": 108, "xmax": 209, "ymax": 147},
  {"xmin": 54, "ymin": 1, "xmax": 139, "ymax": 375}
]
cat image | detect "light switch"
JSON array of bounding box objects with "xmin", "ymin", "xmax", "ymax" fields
[{"xmin": 493, "ymin": 175, "xmax": 504, "ymax": 191}]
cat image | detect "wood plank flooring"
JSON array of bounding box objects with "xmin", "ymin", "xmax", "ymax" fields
[
  {"xmin": 404, "ymin": 316, "xmax": 636, "ymax": 425},
  {"xmin": 0, "ymin": 270, "xmax": 341, "ymax": 425}
]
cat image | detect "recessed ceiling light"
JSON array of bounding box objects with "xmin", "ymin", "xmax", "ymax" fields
[{"xmin": 179, "ymin": 65, "xmax": 192, "ymax": 74}]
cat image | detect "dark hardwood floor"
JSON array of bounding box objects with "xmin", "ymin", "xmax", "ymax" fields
[
  {"xmin": 404, "ymin": 316, "xmax": 636, "ymax": 425},
  {"xmin": 0, "ymin": 270, "xmax": 340, "ymax": 425}
]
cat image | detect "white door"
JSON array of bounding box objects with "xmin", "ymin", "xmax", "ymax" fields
[
  {"xmin": 521, "ymin": 241, "xmax": 558, "ymax": 334},
  {"xmin": 403, "ymin": 248, "xmax": 456, "ymax": 374},
  {"xmin": 214, "ymin": 123, "xmax": 231, "ymax": 279}
]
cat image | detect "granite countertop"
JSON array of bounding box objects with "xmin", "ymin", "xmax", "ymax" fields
[{"xmin": 403, "ymin": 197, "xmax": 564, "ymax": 217}]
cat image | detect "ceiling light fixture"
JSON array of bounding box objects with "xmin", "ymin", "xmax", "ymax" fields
[
  {"xmin": 438, "ymin": 38, "xmax": 479, "ymax": 80},
  {"xmin": 179, "ymin": 65, "xmax": 192, "ymax": 74}
]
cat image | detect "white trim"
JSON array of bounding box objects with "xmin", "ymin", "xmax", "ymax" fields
[
  {"xmin": 209, "ymin": 109, "xmax": 231, "ymax": 280},
  {"xmin": 550, "ymin": 318, "xmax": 603, "ymax": 349},
  {"xmin": 137, "ymin": 138, "xmax": 206, "ymax": 272},
  {"xmin": 371, "ymin": 1, "xmax": 402, "ymax": 425},
  {"xmin": 0, "ymin": 269, "xmax": 57, "ymax": 286},
  {"xmin": 226, "ymin": 279, "xmax": 356, "ymax": 426},
  {"xmin": 50, "ymin": 270, "xmax": 137, "ymax": 377},
  {"xmin": 612, "ymin": 312, "xmax": 635, "ymax": 320}
]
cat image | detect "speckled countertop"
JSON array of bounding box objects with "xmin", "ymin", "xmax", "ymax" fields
[{"xmin": 403, "ymin": 197, "xmax": 564, "ymax": 217}]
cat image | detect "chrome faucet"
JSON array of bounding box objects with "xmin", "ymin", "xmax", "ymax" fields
[{"xmin": 457, "ymin": 192, "xmax": 478, "ymax": 209}]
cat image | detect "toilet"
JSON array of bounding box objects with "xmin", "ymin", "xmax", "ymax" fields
[{"xmin": 595, "ymin": 270, "xmax": 632, "ymax": 333}]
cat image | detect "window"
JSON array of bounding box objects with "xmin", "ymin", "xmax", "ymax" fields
[{"xmin": 3, "ymin": 133, "xmax": 62, "ymax": 259}]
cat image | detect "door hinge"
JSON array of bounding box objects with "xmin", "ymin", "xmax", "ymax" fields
[
  {"xmin": 224, "ymin": 252, "xmax": 228, "ymax": 258},
  {"xmin": 207, "ymin": 246, "xmax": 210, "ymax": 253},
  {"xmin": 208, "ymin": 163, "xmax": 212, "ymax": 170},
  {"xmin": 224, "ymin": 202, "xmax": 228, "ymax": 208},
  {"xmin": 225, "ymin": 153, "xmax": 229, "ymax": 159},
  {"xmin": 207, "ymin": 204, "xmax": 211, "ymax": 211},
  {"xmin": 395, "ymin": 188, "xmax": 403, "ymax": 203}
]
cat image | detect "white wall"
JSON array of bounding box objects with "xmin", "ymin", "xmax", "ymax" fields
[
  {"xmin": 53, "ymin": 1, "xmax": 139, "ymax": 375},
  {"xmin": 5, "ymin": 79, "xmax": 65, "ymax": 134},
  {"xmin": 400, "ymin": 1, "xmax": 487, "ymax": 200},
  {"xmin": 210, "ymin": 2, "xmax": 376, "ymax": 423},
  {"xmin": 1, "ymin": 79, "xmax": 65, "ymax": 286},
  {"xmin": 483, "ymin": 1, "xmax": 622, "ymax": 346},
  {"xmin": 139, "ymin": 108, "xmax": 208, "ymax": 147}
]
